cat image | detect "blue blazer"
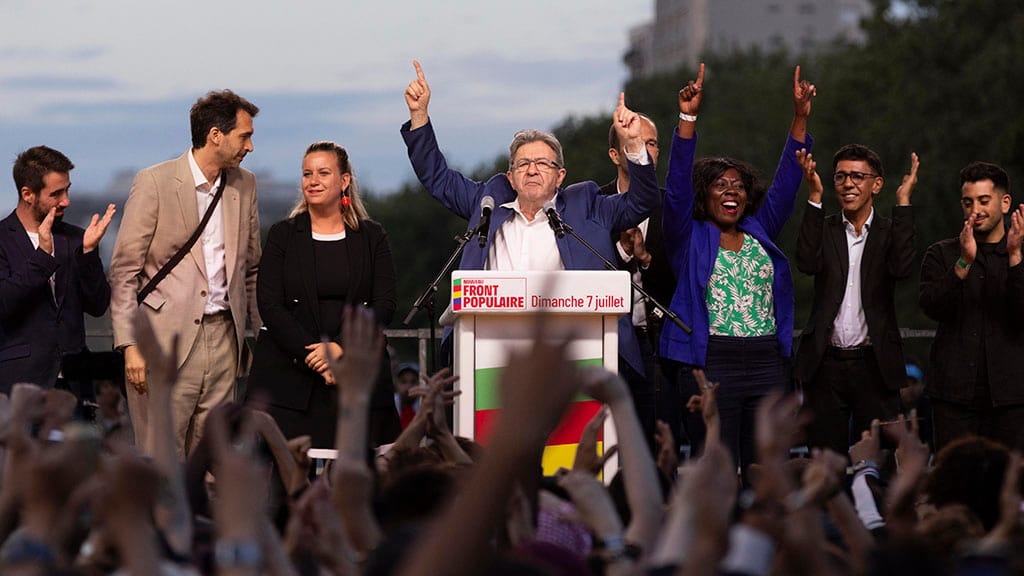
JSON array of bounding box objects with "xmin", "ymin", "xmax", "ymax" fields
[
  {"xmin": 0, "ymin": 210, "xmax": 110, "ymax": 391},
  {"xmin": 660, "ymin": 130, "xmax": 812, "ymax": 367},
  {"xmin": 401, "ymin": 120, "xmax": 661, "ymax": 374}
]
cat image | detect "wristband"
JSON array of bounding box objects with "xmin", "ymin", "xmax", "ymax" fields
[
  {"xmin": 850, "ymin": 459, "xmax": 879, "ymax": 475},
  {"xmin": 215, "ymin": 539, "xmax": 262, "ymax": 569},
  {"xmin": 594, "ymin": 534, "xmax": 630, "ymax": 563},
  {"xmin": 956, "ymin": 257, "xmax": 972, "ymax": 271},
  {"xmin": 679, "ymin": 111, "xmax": 698, "ymax": 122}
]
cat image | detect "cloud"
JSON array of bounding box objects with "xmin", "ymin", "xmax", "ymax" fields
[
  {"xmin": 0, "ymin": 74, "xmax": 123, "ymax": 91},
  {"xmin": 0, "ymin": 45, "xmax": 108, "ymax": 62}
]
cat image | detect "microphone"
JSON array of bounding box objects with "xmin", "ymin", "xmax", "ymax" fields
[
  {"xmin": 477, "ymin": 195, "xmax": 494, "ymax": 248},
  {"xmin": 543, "ymin": 200, "xmax": 565, "ymax": 239}
]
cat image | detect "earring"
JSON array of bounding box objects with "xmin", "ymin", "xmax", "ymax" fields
[{"xmin": 341, "ymin": 192, "xmax": 351, "ymax": 207}]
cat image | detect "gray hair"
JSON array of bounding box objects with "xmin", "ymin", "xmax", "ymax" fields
[{"xmin": 508, "ymin": 129, "xmax": 564, "ymax": 170}]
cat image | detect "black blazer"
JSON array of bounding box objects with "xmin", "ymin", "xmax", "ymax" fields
[
  {"xmin": 598, "ymin": 181, "xmax": 676, "ymax": 317},
  {"xmin": 248, "ymin": 212, "xmax": 396, "ymax": 411},
  {"xmin": 0, "ymin": 211, "xmax": 110, "ymax": 392},
  {"xmin": 794, "ymin": 204, "xmax": 915, "ymax": 391}
]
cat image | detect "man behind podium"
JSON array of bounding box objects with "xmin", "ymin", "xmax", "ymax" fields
[{"xmin": 400, "ymin": 60, "xmax": 660, "ymax": 380}]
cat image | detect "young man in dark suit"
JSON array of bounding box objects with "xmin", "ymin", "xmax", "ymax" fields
[
  {"xmin": 0, "ymin": 146, "xmax": 115, "ymax": 394},
  {"xmin": 795, "ymin": 144, "xmax": 919, "ymax": 455}
]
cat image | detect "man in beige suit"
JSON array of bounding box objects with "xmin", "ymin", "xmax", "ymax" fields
[{"xmin": 110, "ymin": 90, "xmax": 262, "ymax": 457}]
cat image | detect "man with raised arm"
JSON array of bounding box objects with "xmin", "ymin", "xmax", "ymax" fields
[
  {"xmin": 600, "ymin": 115, "xmax": 673, "ymax": 447},
  {"xmin": 400, "ymin": 60, "xmax": 660, "ymax": 383},
  {"xmin": 795, "ymin": 145, "xmax": 919, "ymax": 455},
  {"xmin": 0, "ymin": 146, "xmax": 115, "ymax": 394},
  {"xmin": 109, "ymin": 90, "xmax": 263, "ymax": 457},
  {"xmin": 920, "ymin": 161, "xmax": 1024, "ymax": 451}
]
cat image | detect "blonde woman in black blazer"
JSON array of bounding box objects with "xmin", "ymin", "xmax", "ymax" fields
[{"xmin": 247, "ymin": 141, "xmax": 399, "ymax": 447}]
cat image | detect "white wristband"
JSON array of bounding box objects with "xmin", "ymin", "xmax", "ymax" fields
[{"xmin": 679, "ymin": 111, "xmax": 698, "ymax": 122}]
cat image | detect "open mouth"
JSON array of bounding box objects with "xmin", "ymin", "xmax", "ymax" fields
[{"xmin": 722, "ymin": 201, "xmax": 739, "ymax": 215}]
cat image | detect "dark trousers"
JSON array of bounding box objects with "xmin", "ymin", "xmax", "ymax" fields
[
  {"xmin": 664, "ymin": 335, "xmax": 790, "ymax": 482},
  {"xmin": 931, "ymin": 399, "xmax": 1024, "ymax": 453},
  {"xmin": 802, "ymin": 346, "xmax": 900, "ymax": 456},
  {"xmin": 623, "ymin": 324, "xmax": 660, "ymax": 454}
]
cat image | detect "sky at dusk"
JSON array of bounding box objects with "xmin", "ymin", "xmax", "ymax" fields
[{"xmin": 0, "ymin": 0, "xmax": 652, "ymax": 215}]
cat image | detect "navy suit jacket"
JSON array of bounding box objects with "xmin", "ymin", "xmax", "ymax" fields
[
  {"xmin": 0, "ymin": 210, "xmax": 110, "ymax": 392},
  {"xmin": 401, "ymin": 120, "xmax": 661, "ymax": 374}
]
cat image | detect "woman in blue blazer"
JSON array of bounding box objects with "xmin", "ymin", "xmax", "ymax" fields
[
  {"xmin": 247, "ymin": 141, "xmax": 400, "ymax": 448},
  {"xmin": 660, "ymin": 65, "xmax": 817, "ymax": 481}
]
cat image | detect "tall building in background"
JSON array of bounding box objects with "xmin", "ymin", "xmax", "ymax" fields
[{"xmin": 625, "ymin": 0, "xmax": 871, "ymax": 78}]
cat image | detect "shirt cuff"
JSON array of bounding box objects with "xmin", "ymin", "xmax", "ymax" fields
[
  {"xmin": 625, "ymin": 150, "xmax": 650, "ymax": 166},
  {"xmin": 617, "ymin": 241, "xmax": 634, "ymax": 263},
  {"xmin": 808, "ymin": 200, "xmax": 822, "ymax": 209},
  {"xmin": 852, "ymin": 473, "xmax": 885, "ymax": 530}
]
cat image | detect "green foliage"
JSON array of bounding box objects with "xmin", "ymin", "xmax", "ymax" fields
[{"xmin": 362, "ymin": 183, "xmax": 465, "ymax": 331}]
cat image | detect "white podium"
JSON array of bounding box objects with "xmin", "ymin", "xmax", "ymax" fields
[{"xmin": 450, "ymin": 270, "xmax": 630, "ymax": 477}]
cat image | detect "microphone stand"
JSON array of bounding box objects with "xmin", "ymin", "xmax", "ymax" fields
[
  {"xmin": 555, "ymin": 219, "xmax": 692, "ymax": 335},
  {"xmin": 403, "ymin": 224, "xmax": 481, "ymax": 371}
]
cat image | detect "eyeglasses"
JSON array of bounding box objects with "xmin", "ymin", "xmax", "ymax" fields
[
  {"xmin": 833, "ymin": 171, "xmax": 879, "ymax": 186},
  {"xmin": 512, "ymin": 158, "xmax": 561, "ymax": 173},
  {"xmin": 711, "ymin": 179, "xmax": 746, "ymax": 194}
]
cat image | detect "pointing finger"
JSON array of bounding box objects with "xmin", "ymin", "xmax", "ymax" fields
[
  {"xmin": 696, "ymin": 62, "xmax": 705, "ymax": 87},
  {"xmin": 413, "ymin": 59, "xmax": 425, "ymax": 81}
]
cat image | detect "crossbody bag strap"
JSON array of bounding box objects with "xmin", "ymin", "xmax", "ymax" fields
[{"xmin": 136, "ymin": 171, "xmax": 227, "ymax": 305}]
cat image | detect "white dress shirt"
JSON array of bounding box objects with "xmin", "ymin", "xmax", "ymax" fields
[
  {"xmin": 829, "ymin": 206, "xmax": 873, "ymax": 348},
  {"xmin": 188, "ymin": 151, "xmax": 230, "ymax": 315},
  {"xmin": 487, "ymin": 195, "xmax": 565, "ymax": 271}
]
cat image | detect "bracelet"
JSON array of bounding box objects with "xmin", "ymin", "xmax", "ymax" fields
[
  {"xmin": 679, "ymin": 111, "xmax": 698, "ymax": 122},
  {"xmin": 956, "ymin": 257, "xmax": 972, "ymax": 272},
  {"xmin": 594, "ymin": 534, "xmax": 632, "ymax": 564},
  {"xmin": 215, "ymin": 539, "xmax": 262, "ymax": 568},
  {"xmin": 851, "ymin": 459, "xmax": 879, "ymax": 474}
]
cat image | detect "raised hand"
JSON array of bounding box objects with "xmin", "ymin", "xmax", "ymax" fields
[
  {"xmin": 793, "ymin": 65, "xmax": 816, "ymax": 118},
  {"xmin": 630, "ymin": 228, "xmax": 651, "ymax": 268},
  {"xmin": 327, "ymin": 306, "xmax": 384, "ymax": 402},
  {"xmin": 83, "ymin": 203, "xmax": 116, "ymax": 253},
  {"xmin": 37, "ymin": 207, "xmax": 56, "ymax": 255},
  {"xmin": 959, "ymin": 212, "xmax": 978, "ymax": 275},
  {"xmin": 405, "ymin": 59, "xmax": 431, "ymax": 129},
  {"xmin": 976, "ymin": 452, "xmax": 1024, "ymax": 553},
  {"xmin": 579, "ymin": 365, "xmax": 630, "ymax": 406},
  {"xmin": 133, "ymin": 311, "xmax": 180, "ymax": 396},
  {"xmin": 613, "ymin": 92, "xmax": 644, "ymax": 155},
  {"xmin": 797, "ymin": 448, "xmax": 847, "ymax": 508},
  {"xmin": 1007, "ymin": 204, "xmax": 1024, "ymax": 267},
  {"xmin": 895, "ymin": 152, "xmax": 920, "ymax": 206},
  {"xmin": 677, "ymin": 62, "xmax": 705, "ymax": 118},
  {"xmin": 848, "ymin": 418, "xmax": 881, "ymax": 467},
  {"xmin": 573, "ymin": 405, "xmax": 610, "ymax": 474},
  {"xmin": 654, "ymin": 420, "xmax": 677, "ymax": 480},
  {"xmin": 556, "ymin": 469, "xmax": 626, "ymax": 545},
  {"xmin": 796, "ymin": 148, "xmax": 823, "ymax": 204}
]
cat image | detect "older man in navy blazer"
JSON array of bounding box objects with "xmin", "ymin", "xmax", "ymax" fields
[
  {"xmin": 400, "ymin": 60, "xmax": 660, "ymax": 380},
  {"xmin": 0, "ymin": 146, "xmax": 115, "ymax": 393}
]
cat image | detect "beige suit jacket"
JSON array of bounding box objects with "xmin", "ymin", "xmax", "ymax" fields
[{"xmin": 109, "ymin": 151, "xmax": 262, "ymax": 373}]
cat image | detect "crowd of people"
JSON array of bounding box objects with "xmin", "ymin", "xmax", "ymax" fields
[{"xmin": 0, "ymin": 58, "xmax": 1022, "ymax": 575}]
